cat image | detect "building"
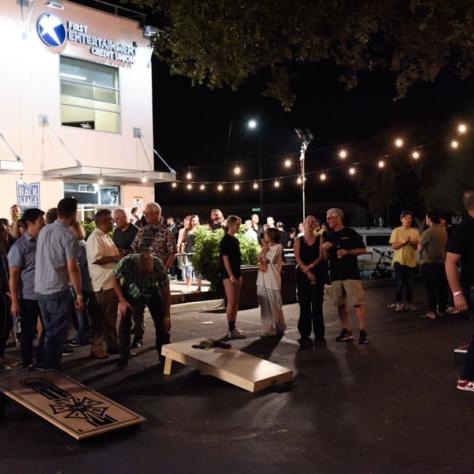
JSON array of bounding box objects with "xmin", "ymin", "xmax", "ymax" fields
[{"xmin": 0, "ymin": 0, "xmax": 174, "ymax": 220}]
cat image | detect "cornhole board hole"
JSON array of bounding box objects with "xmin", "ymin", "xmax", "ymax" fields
[
  {"xmin": 161, "ymin": 338, "xmax": 293, "ymax": 392},
  {"xmin": 454, "ymin": 344, "xmax": 468, "ymax": 366},
  {"xmin": 0, "ymin": 370, "xmax": 145, "ymax": 440}
]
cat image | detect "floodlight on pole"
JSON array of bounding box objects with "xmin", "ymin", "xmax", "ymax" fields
[
  {"xmin": 247, "ymin": 119, "xmax": 258, "ymax": 130},
  {"xmin": 295, "ymin": 128, "xmax": 314, "ymax": 221}
]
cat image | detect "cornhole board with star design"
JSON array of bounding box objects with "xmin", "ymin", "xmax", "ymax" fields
[
  {"xmin": 161, "ymin": 338, "xmax": 293, "ymax": 393},
  {"xmin": 0, "ymin": 370, "xmax": 145, "ymax": 440}
]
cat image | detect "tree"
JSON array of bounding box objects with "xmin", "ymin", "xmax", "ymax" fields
[{"xmin": 126, "ymin": 0, "xmax": 474, "ymax": 109}]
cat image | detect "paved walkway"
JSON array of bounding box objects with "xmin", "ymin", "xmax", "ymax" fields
[{"xmin": 1, "ymin": 284, "xmax": 473, "ymax": 473}]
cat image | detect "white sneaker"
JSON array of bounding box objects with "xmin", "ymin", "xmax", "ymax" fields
[
  {"xmin": 228, "ymin": 328, "xmax": 246, "ymax": 340},
  {"xmin": 420, "ymin": 311, "xmax": 436, "ymax": 320},
  {"xmin": 446, "ymin": 306, "xmax": 460, "ymax": 315},
  {"xmin": 406, "ymin": 303, "xmax": 418, "ymax": 311},
  {"xmin": 394, "ymin": 303, "xmax": 405, "ymax": 312}
]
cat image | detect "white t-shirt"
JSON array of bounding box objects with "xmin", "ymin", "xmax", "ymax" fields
[
  {"xmin": 86, "ymin": 228, "xmax": 120, "ymax": 291},
  {"xmin": 256, "ymin": 244, "xmax": 283, "ymax": 290}
]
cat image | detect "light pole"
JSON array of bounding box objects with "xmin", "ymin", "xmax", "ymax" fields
[
  {"xmin": 247, "ymin": 119, "xmax": 263, "ymax": 213},
  {"xmin": 295, "ymin": 128, "xmax": 314, "ymax": 221}
]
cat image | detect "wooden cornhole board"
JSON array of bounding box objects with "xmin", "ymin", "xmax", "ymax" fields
[
  {"xmin": 0, "ymin": 370, "xmax": 145, "ymax": 440},
  {"xmin": 161, "ymin": 338, "xmax": 293, "ymax": 392}
]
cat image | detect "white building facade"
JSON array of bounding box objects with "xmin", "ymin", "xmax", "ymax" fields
[{"xmin": 0, "ymin": 0, "xmax": 174, "ymax": 220}]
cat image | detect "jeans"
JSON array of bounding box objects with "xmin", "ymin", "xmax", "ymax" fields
[
  {"xmin": 119, "ymin": 290, "xmax": 169, "ymax": 360},
  {"xmin": 19, "ymin": 299, "xmax": 44, "ymax": 367},
  {"xmin": 421, "ymin": 263, "xmax": 448, "ymax": 313},
  {"xmin": 394, "ymin": 263, "xmax": 416, "ymax": 303},
  {"xmin": 296, "ymin": 271, "xmax": 325, "ymax": 338},
  {"xmin": 461, "ymin": 285, "xmax": 474, "ymax": 380},
  {"xmin": 37, "ymin": 290, "xmax": 74, "ymax": 370},
  {"xmin": 70, "ymin": 289, "xmax": 91, "ymax": 345},
  {"xmin": 0, "ymin": 293, "xmax": 12, "ymax": 358}
]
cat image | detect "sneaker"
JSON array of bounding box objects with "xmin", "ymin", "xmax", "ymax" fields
[
  {"xmin": 446, "ymin": 306, "xmax": 460, "ymax": 315},
  {"xmin": 62, "ymin": 345, "xmax": 74, "ymax": 356},
  {"xmin": 359, "ymin": 330, "xmax": 369, "ymax": 344},
  {"xmin": 335, "ymin": 328, "xmax": 354, "ymax": 342},
  {"xmin": 406, "ymin": 303, "xmax": 418, "ymax": 311},
  {"xmin": 420, "ymin": 311, "xmax": 436, "ymax": 320},
  {"xmin": 394, "ymin": 303, "xmax": 405, "ymax": 312},
  {"xmin": 131, "ymin": 338, "xmax": 143, "ymax": 349},
  {"xmin": 227, "ymin": 328, "xmax": 246, "ymax": 340},
  {"xmin": 457, "ymin": 379, "xmax": 474, "ymax": 392}
]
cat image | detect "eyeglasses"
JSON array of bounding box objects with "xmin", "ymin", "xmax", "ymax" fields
[{"xmin": 326, "ymin": 215, "xmax": 338, "ymax": 219}]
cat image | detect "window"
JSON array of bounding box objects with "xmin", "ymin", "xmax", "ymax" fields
[
  {"xmin": 60, "ymin": 57, "xmax": 120, "ymax": 133},
  {"xmin": 64, "ymin": 183, "xmax": 120, "ymax": 206}
]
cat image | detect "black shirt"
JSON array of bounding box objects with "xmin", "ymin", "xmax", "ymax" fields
[
  {"xmin": 220, "ymin": 233, "xmax": 241, "ymax": 279},
  {"xmin": 447, "ymin": 215, "xmax": 474, "ymax": 286},
  {"xmin": 325, "ymin": 227, "xmax": 365, "ymax": 281},
  {"xmin": 297, "ymin": 235, "xmax": 328, "ymax": 283},
  {"xmin": 112, "ymin": 224, "xmax": 138, "ymax": 252}
]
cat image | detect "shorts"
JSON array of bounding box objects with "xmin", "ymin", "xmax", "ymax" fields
[{"xmin": 330, "ymin": 279, "xmax": 365, "ymax": 306}]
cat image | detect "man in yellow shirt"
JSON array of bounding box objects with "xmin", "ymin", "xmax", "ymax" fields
[{"xmin": 389, "ymin": 211, "xmax": 420, "ymax": 311}]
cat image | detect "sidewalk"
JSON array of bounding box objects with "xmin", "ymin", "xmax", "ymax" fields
[{"xmin": 1, "ymin": 283, "xmax": 473, "ymax": 473}]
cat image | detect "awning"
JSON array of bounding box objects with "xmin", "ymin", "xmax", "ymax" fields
[{"xmin": 43, "ymin": 165, "xmax": 176, "ymax": 184}]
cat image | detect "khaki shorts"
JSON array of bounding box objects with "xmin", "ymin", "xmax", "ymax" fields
[{"xmin": 330, "ymin": 279, "xmax": 365, "ymax": 306}]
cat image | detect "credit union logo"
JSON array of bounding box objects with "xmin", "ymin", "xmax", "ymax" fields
[{"xmin": 37, "ymin": 13, "xmax": 66, "ymax": 48}]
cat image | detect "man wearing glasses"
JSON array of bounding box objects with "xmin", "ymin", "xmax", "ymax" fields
[
  {"xmin": 131, "ymin": 202, "xmax": 177, "ymax": 343},
  {"xmin": 322, "ymin": 208, "xmax": 369, "ymax": 344}
]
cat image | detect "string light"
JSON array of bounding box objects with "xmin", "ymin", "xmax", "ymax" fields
[
  {"xmin": 233, "ymin": 183, "xmax": 240, "ymax": 191},
  {"xmin": 252, "ymin": 182, "xmax": 259, "ymax": 189},
  {"xmin": 457, "ymin": 123, "xmax": 468, "ymax": 134},
  {"xmin": 186, "ymin": 183, "xmax": 193, "ymax": 190},
  {"xmin": 338, "ymin": 149, "xmax": 348, "ymax": 159},
  {"xmin": 394, "ymin": 138, "xmax": 404, "ymax": 148},
  {"xmin": 284, "ymin": 159, "xmax": 292, "ymax": 168},
  {"xmin": 296, "ymin": 176, "xmax": 302, "ymax": 185},
  {"xmin": 233, "ymin": 165, "xmax": 241, "ymax": 175},
  {"xmin": 411, "ymin": 150, "xmax": 420, "ymax": 160},
  {"xmin": 274, "ymin": 180, "xmax": 280, "ymax": 188},
  {"xmin": 199, "ymin": 184, "xmax": 206, "ymax": 191},
  {"xmin": 451, "ymin": 140, "xmax": 459, "ymax": 149},
  {"xmin": 377, "ymin": 160, "xmax": 385, "ymax": 168},
  {"xmin": 319, "ymin": 173, "xmax": 327, "ymax": 181},
  {"xmin": 171, "ymin": 182, "xmax": 177, "ymax": 188},
  {"xmin": 186, "ymin": 171, "xmax": 192, "ymax": 180},
  {"xmin": 217, "ymin": 184, "xmax": 223, "ymax": 192},
  {"xmin": 349, "ymin": 167, "xmax": 356, "ymax": 175}
]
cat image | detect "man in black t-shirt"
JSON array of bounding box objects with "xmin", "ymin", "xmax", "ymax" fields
[
  {"xmin": 322, "ymin": 208, "xmax": 369, "ymax": 344},
  {"xmin": 446, "ymin": 190, "xmax": 474, "ymax": 392},
  {"xmin": 112, "ymin": 209, "xmax": 138, "ymax": 254}
]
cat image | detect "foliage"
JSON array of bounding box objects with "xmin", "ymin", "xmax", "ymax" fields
[
  {"xmin": 82, "ymin": 221, "xmax": 96, "ymax": 239},
  {"xmin": 191, "ymin": 225, "xmax": 259, "ymax": 294},
  {"xmin": 125, "ymin": 0, "xmax": 474, "ymax": 109}
]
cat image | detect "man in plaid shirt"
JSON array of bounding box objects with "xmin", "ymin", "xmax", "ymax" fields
[{"xmin": 112, "ymin": 252, "xmax": 171, "ymax": 368}]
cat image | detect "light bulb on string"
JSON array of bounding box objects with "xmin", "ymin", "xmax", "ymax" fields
[
  {"xmin": 186, "ymin": 171, "xmax": 192, "ymax": 180},
  {"xmin": 171, "ymin": 182, "xmax": 177, "ymax": 188},
  {"xmin": 274, "ymin": 180, "xmax": 280, "ymax": 188},
  {"xmin": 451, "ymin": 140, "xmax": 459, "ymax": 149},
  {"xmin": 394, "ymin": 137, "xmax": 404, "ymax": 148},
  {"xmin": 319, "ymin": 173, "xmax": 327, "ymax": 181},
  {"xmin": 338, "ymin": 149, "xmax": 348, "ymax": 159},
  {"xmin": 199, "ymin": 184, "xmax": 206, "ymax": 191},
  {"xmin": 348, "ymin": 167, "xmax": 356, "ymax": 176},
  {"xmin": 284, "ymin": 159, "xmax": 292, "ymax": 168},
  {"xmin": 378, "ymin": 160, "xmax": 385, "ymax": 168},
  {"xmin": 457, "ymin": 123, "xmax": 468, "ymax": 135},
  {"xmin": 234, "ymin": 184, "xmax": 240, "ymax": 191},
  {"xmin": 186, "ymin": 183, "xmax": 193, "ymax": 190},
  {"xmin": 233, "ymin": 165, "xmax": 241, "ymax": 175},
  {"xmin": 252, "ymin": 182, "xmax": 259, "ymax": 189},
  {"xmin": 411, "ymin": 150, "xmax": 420, "ymax": 160},
  {"xmin": 217, "ymin": 184, "xmax": 223, "ymax": 192},
  {"xmin": 296, "ymin": 176, "xmax": 302, "ymax": 185}
]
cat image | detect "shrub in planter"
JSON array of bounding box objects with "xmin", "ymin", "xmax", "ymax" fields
[{"xmin": 192, "ymin": 226, "xmax": 260, "ymax": 294}]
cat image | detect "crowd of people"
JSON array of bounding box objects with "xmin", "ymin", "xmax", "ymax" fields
[{"xmin": 0, "ymin": 190, "xmax": 473, "ymax": 394}]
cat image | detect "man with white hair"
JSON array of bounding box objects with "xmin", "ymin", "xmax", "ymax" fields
[
  {"xmin": 131, "ymin": 203, "xmax": 176, "ymax": 341},
  {"xmin": 322, "ymin": 208, "xmax": 369, "ymax": 344}
]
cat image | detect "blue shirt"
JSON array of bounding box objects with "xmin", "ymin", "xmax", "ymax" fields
[
  {"xmin": 34, "ymin": 221, "xmax": 79, "ymax": 295},
  {"xmin": 7, "ymin": 231, "xmax": 38, "ymax": 300}
]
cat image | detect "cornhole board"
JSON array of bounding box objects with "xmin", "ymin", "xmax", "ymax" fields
[
  {"xmin": 454, "ymin": 344, "xmax": 468, "ymax": 366},
  {"xmin": 0, "ymin": 370, "xmax": 145, "ymax": 440},
  {"xmin": 161, "ymin": 338, "xmax": 293, "ymax": 392}
]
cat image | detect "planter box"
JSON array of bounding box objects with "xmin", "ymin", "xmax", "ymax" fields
[{"xmin": 239, "ymin": 264, "xmax": 297, "ymax": 310}]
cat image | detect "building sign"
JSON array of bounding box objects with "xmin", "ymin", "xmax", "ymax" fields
[
  {"xmin": 36, "ymin": 14, "xmax": 137, "ymax": 65},
  {"xmin": 17, "ymin": 182, "xmax": 41, "ymax": 209}
]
